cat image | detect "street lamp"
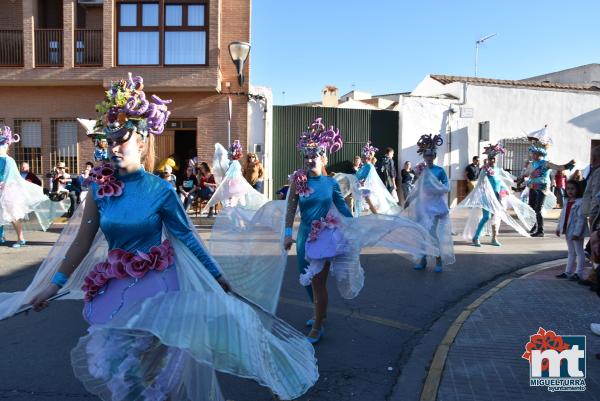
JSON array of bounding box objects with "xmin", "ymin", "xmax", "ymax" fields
[
  {"xmin": 228, "ymin": 41, "xmax": 251, "ymax": 87},
  {"xmin": 474, "ymin": 33, "xmax": 497, "ymax": 77}
]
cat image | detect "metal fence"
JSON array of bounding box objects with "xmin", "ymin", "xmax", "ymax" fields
[
  {"xmin": 272, "ymin": 106, "xmax": 399, "ymax": 196},
  {"xmin": 501, "ymin": 137, "xmax": 530, "ymax": 175}
]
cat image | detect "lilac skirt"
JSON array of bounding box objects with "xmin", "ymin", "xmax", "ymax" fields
[{"xmin": 83, "ymin": 265, "xmax": 179, "ymax": 325}]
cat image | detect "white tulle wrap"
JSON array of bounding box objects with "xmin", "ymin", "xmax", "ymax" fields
[
  {"xmin": 454, "ymin": 169, "xmax": 536, "ymax": 240},
  {"xmin": 204, "ymin": 160, "xmax": 267, "ymax": 211},
  {"xmin": 334, "ymin": 168, "xmax": 402, "ymax": 216},
  {"xmin": 402, "ymin": 166, "xmax": 455, "ymax": 266},
  {"xmin": 0, "ymin": 155, "xmax": 65, "ymax": 230},
  {"xmin": 210, "ymin": 181, "xmax": 440, "ymax": 306},
  {"xmin": 0, "ymin": 197, "xmax": 319, "ymax": 400},
  {"xmin": 211, "ymin": 143, "xmax": 230, "ymax": 185}
]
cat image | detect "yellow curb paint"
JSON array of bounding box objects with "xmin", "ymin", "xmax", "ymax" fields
[{"xmin": 419, "ymin": 260, "xmax": 566, "ymax": 401}]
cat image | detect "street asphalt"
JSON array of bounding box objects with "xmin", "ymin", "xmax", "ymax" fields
[{"xmin": 0, "ymin": 212, "xmax": 580, "ymax": 401}]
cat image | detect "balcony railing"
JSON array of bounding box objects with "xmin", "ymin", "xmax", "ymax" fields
[
  {"xmin": 75, "ymin": 29, "xmax": 102, "ymax": 66},
  {"xmin": 35, "ymin": 29, "xmax": 63, "ymax": 66},
  {"xmin": 0, "ymin": 30, "xmax": 24, "ymax": 66}
]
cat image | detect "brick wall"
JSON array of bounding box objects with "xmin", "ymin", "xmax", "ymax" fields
[
  {"xmin": 0, "ymin": 0, "xmax": 23, "ymax": 29},
  {"xmin": 0, "ymin": 86, "xmax": 248, "ymax": 173}
]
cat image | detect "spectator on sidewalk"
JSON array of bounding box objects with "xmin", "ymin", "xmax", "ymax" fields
[
  {"xmin": 157, "ymin": 153, "xmax": 179, "ymax": 173},
  {"xmin": 19, "ymin": 162, "xmax": 42, "ymax": 186},
  {"xmin": 198, "ymin": 162, "xmax": 217, "ymax": 217},
  {"xmin": 352, "ymin": 156, "xmax": 362, "ymax": 173},
  {"xmin": 400, "ymin": 161, "xmax": 416, "ymax": 200},
  {"xmin": 242, "ymin": 152, "xmax": 265, "ymax": 193},
  {"xmin": 178, "ymin": 166, "xmax": 199, "ymax": 211},
  {"xmin": 571, "ymin": 169, "xmax": 584, "ymax": 182},
  {"xmin": 581, "ymin": 146, "xmax": 600, "ymax": 288},
  {"xmin": 554, "ymin": 170, "xmax": 566, "ymax": 208},
  {"xmin": 48, "ymin": 161, "xmax": 77, "ymax": 217},
  {"xmin": 376, "ymin": 147, "xmax": 397, "ymax": 194},
  {"xmin": 555, "ymin": 180, "xmax": 589, "ymax": 281},
  {"xmin": 160, "ymin": 164, "xmax": 177, "ymax": 188},
  {"xmin": 464, "ymin": 156, "xmax": 480, "ymax": 194},
  {"xmin": 78, "ymin": 161, "xmax": 94, "ymax": 191}
]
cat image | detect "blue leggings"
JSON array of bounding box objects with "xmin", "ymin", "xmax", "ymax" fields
[
  {"xmin": 473, "ymin": 209, "xmax": 492, "ymax": 240},
  {"xmin": 0, "ymin": 225, "xmax": 3, "ymax": 239}
]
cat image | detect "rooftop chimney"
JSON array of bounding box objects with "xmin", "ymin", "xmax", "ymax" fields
[{"xmin": 322, "ymin": 85, "xmax": 339, "ymax": 107}]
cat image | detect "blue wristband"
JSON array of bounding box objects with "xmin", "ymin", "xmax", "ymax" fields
[
  {"xmin": 51, "ymin": 271, "xmax": 69, "ymax": 288},
  {"xmin": 284, "ymin": 227, "xmax": 293, "ymax": 237}
]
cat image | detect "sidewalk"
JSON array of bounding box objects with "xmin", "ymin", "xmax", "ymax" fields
[{"xmin": 436, "ymin": 265, "xmax": 600, "ymax": 401}]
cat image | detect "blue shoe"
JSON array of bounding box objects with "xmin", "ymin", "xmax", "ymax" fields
[
  {"xmin": 434, "ymin": 263, "xmax": 443, "ymax": 273},
  {"xmin": 414, "ymin": 257, "xmax": 427, "ymax": 270},
  {"xmin": 490, "ymin": 239, "xmax": 501, "ymax": 246},
  {"xmin": 11, "ymin": 240, "xmax": 26, "ymax": 248},
  {"xmin": 0, "ymin": 237, "xmax": 5, "ymax": 245},
  {"xmin": 472, "ymin": 238, "xmax": 481, "ymax": 247},
  {"xmin": 306, "ymin": 319, "xmax": 315, "ymax": 327},
  {"xmin": 306, "ymin": 327, "xmax": 324, "ymax": 344}
]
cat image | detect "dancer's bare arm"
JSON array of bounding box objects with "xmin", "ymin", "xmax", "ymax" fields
[{"xmin": 29, "ymin": 191, "xmax": 100, "ymax": 310}]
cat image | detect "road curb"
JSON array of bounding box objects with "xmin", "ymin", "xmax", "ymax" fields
[{"xmin": 418, "ymin": 257, "xmax": 568, "ymax": 401}]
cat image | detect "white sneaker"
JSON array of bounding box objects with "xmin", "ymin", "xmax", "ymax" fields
[{"xmin": 591, "ymin": 323, "xmax": 600, "ymax": 336}]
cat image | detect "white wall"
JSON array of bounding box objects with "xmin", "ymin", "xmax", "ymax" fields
[
  {"xmin": 399, "ymin": 78, "xmax": 600, "ymax": 205},
  {"xmin": 247, "ymin": 85, "xmax": 273, "ymax": 198}
]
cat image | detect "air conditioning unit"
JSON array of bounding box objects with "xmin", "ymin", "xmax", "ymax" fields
[{"xmin": 78, "ymin": 0, "xmax": 103, "ymax": 5}]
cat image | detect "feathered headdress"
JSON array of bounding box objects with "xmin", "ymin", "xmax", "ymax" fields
[
  {"xmin": 483, "ymin": 143, "xmax": 505, "ymax": 158},
  {"xmin": 297, "ymin": 118, "xmax": 343, "ymax": 157},
  {"xmin": 417, "ymin": 134, "xmax": 443, "ymax": 155},
  {"xmin": 527, "ymin": 125, "xmax": 552, "ymax": 156},
  {"xmin": 362, "ymin": 141, "xmax": 378, "ymax": 158},
  {"xmin": 94, "ymin": 73, "xmax": 171, "ymax": 140},
  {"xmin": 0, "ymin": 126, "xmax": 19, "ymax": 146},
  {"xmin": 228, "ymin": 140, "xmax": 243, "ymax": 160}
]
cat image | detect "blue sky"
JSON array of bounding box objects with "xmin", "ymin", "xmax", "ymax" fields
[{"xmin": 251, "ymin": 0, "xmax": 600, "ymax": 105}]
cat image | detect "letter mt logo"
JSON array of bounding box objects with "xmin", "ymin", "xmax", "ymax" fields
[{"xmin": 522, "ymin": 327, "xmax": 586, "ymax": 392}]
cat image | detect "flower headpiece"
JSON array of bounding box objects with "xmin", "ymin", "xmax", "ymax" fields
[
  {"xmin": 0, "ymin": 126, "xmax": 19, "ymax": 146},
  {"xmin": 362, "ymin": 141, "xmax": 378, "ymax": 158},
  {"xmin": 417, "ymin": 134, "xmax": 443, "ymax": 155},
  {"xmin": 95, "ymin": 73, "xmax": 171, "ymax": 140},
  {"xmin": 527, "ymin": 125, "xmax": 552, "ymax": 156},
  {"xmin": 483, "ymin": 143, "xmax": 505, "ymax": 158},
  {"xmin": 297, "ymin": 118, "xmax": 343, "ymax": 158},
  {"xmin": 228, "ymin": 140, "xmax": 243, "ymax": 160}
]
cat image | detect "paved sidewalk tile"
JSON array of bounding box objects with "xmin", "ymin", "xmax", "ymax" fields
[{"xmin": 438, "ymin": 267, "xmax": 600, "ymax": 401}]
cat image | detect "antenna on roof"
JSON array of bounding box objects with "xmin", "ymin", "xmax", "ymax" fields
[{"xmin": 474, "ymin": 33, "xmax": 497, "ymax": 77}]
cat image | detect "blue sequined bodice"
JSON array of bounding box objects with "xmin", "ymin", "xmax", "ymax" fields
[
  {"xmin": 485, "ymin": 167, "xmax": 507, "ymax": 194},
  {"xmin": 298, "ymin": 175, "xmax": 352, "ymax": 226},
  {"xmin": 92, "ymin": 169, "xmax": 221, "ymax": 277},
  {"xmin": 0, "ymin": 156, "xmax": 6, "ymax": 182}
]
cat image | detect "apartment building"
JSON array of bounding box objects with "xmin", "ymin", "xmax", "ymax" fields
[{"xmin": 0, "ymin": 0, "xmax": 251, "ymax": 180}]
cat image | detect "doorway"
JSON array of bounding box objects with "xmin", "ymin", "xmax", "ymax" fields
[{"xmin": 174, "ymin": 130, "xmax": 197, "ymax": 172}]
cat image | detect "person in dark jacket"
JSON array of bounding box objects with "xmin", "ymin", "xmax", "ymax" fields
[
  {"xmin": 19, "ymin": 162, "xmax": 42, "ymax": 186},
  {"xmin": 376, "ymin": 147, "xmax": 397, "ymax": 194}
]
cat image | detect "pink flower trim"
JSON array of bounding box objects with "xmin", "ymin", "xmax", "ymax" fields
[
  {"xmin": 308, "ymin": 213, "xmax": 339, "ymax": 242},
  {"xmin": 85, "ymin": 163, "xmax": 125, "ymax": 198},
  {"xmin": 289, "ymin": 169, "xmax": 314, "ymax": 198},
  {"xmin": 82, "ymin": 240, "xmax": 174, "ymax": 301},
  {"xmin": 482, "ymin": 165, "xmax": 495, "ymax": 176}
]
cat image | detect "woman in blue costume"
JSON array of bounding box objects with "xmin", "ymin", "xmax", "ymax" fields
[
  {"xmin": 0, "ymin": 126, "xmax": 59, "ymax": 247},
  {"xmin": 283, "ymin": 118, "xmax": 353, "ymax": 343},
  {"xmin": 403, "ymin": 134, "xmax": 455, "ymax": 272},
  {"xmin": 1, "ymin": 75, "xmax": 318, "ymax": 401}
]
